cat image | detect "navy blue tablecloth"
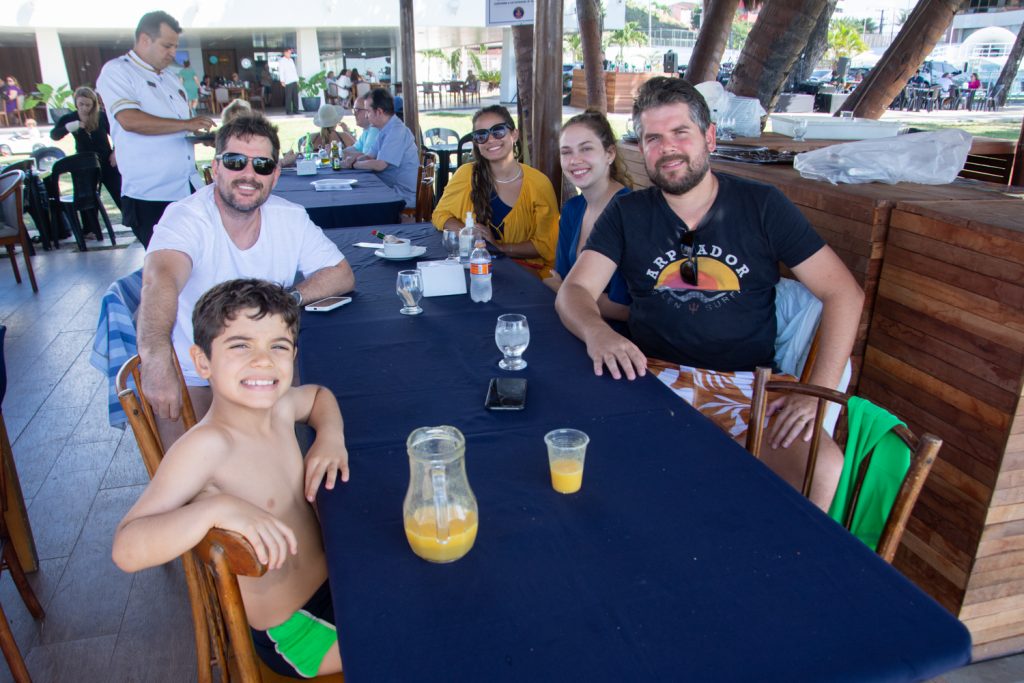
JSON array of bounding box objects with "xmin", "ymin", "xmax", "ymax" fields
[
  {"xmin": 300, "ymin": 224, "xmax": 971, "ymax": 682},
  {"xmin": 272, "ymin": 167, "xmax": 405, "ymax": 228}
]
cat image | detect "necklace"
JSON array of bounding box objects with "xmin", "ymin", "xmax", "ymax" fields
[{"xmin": 494, "ymin": 163, "xmax": 523, "ymax": 184}]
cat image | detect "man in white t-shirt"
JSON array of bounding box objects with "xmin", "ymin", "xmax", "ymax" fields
[
  {"xmin": 278, "ymin": 48, "xmax": 300, "ymax": 116},
  {"xmin": 96, "ymin": 11, "xmax": 215, "ymax": 247},
  {"xmin": 139, "ymin": 113, "xmax": 355, "ymax": 445}
]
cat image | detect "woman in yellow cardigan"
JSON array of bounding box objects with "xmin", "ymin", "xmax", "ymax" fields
[{"xmin": 432, "ymin": 105, "xmax": 559, "ymax": 279}]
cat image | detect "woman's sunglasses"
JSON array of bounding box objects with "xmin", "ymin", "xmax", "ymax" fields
[
  {"xmin": 679, "ymin": 229, "xmax": 699, "ymax": 286},
  {"xmin": 471, "ymin": 123, "xmax": 512, "ymax": 145},
  {"xmin": 215, "ymin": 152, "xmax": 277, "ymax": 176}
]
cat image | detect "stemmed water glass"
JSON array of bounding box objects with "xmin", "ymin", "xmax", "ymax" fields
[
  {"xmin": 396, "ymin": 270, "xmax": 423, "ymax": 315},
  {"xmin": 442, "ymin": 229, "xmax": 460, "ymax": 261},
  {"xmin": 495, "ymin": 314, "xmax": 529, "ymax": 370},
  {"xmin": 793, "ymin": 119, "xmax": 809, "ymax": 142}
]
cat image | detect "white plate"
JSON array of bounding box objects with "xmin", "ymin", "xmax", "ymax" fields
[
  {"xmin": 312, "ymin": 178, "xmax": 358, "ymax": 191},
  {"xmin": 375, "ymin": 246, "xmax": 427, "ymax": 260}
]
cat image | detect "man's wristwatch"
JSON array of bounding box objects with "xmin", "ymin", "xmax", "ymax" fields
[{"xmin": 288, "ymin": 288, "xmax": 303, "ymax": 307}]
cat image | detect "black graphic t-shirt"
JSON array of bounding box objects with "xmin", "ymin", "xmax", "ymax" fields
[{"xmin": 585, "ymin": 172, "xmax": 825, "ymax": 371}]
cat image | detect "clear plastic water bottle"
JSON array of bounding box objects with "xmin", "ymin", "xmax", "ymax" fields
[
  {"xmin": 469, "ymin": 240, "xmax": 492, "ymax": 303},
  {"xmin": 459, "ymin": 212, "xmax": 476, "ymax": 263}
]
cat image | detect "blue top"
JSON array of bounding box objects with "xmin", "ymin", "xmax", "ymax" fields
[
  {"xmin": 555, "ymin": 188, "xmax": 632, "ymax": 305},
  {"xmin": 366, "ymin": 114, "xmax": 418, "ymax": 206},
  {"xmin": 353, "ymin": 126, "xmax": 380, "ymax": 154},
  {"xmin": 489, "ymin": 192, "xmax": 513, "ymax": 238}
]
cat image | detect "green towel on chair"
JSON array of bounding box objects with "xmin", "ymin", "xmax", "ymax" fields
[{"xmin": 827, "ymin": 396, "xmax": 911, "ymax": 551}]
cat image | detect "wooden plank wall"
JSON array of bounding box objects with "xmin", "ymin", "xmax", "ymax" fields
[
  {"xmin": 569, "ymin": 71, "xmax": 659, "ymax": 113},
  {"xmin": 861, "ymin": 199, "xmax": 1024, "ymax": 660}
]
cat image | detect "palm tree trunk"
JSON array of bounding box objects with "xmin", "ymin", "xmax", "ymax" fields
[
  {"xmin": 513, "ymin": 25, "xmax": 535, "ymax": 164},
  {"xmin": 577, "ymin": 0, "xmax": 607, "ymax": 111},
  {"xmin": 399, "ymin": 0, "xmax": 420, "ymax": 144},
  {"xmin": 840, "ymin": 0, "xmax": 965, "ymax": 118},
  {"xmin": 727, "ymin": 0, "xmax": 831, "ymax": 116},
  {"xmin": 788, "ymin": 0, "xmax": 837, "ymax": 87},
  {"xmin": 685, "ymin": 0, "xmax": 743, "ymax": 84},
  {"xmin": 994, "ymin": 24, "xmax": 1024, "ymax": 107},
  {"xmin": 533, "ymin": 0, "xmax": 563, "ymax": 200}
]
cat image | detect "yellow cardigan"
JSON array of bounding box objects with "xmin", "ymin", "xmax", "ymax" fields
[{"xmin": 432, "ymin": 162, "xmax": 559, "ymax": 279}]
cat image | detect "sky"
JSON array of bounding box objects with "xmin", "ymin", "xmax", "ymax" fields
[{"xmin": 835, "ymin": 0, "xmax": 916, "ymax": 21}]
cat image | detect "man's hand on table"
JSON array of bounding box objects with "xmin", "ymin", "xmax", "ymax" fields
[
  {"xmin": 766, "ymin": 393, "xmax": 817, "ymax": 449},
  {"xmin": 304, "ymin": 434, "xmax": 350, "ymax": 502},
  {"xmin": 584, "ymin": 326, "xmax": 647, "ymax": 380},
  {"xmin": 140, "ymin": 349, "xmax": 184, "ymax": 421}
]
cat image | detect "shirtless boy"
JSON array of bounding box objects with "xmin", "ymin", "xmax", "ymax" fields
[{"xmin": 112, "ymin": 278, "xmax": 349, "ymax": 678}]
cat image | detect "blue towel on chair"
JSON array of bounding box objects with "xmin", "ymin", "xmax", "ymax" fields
[{"xmin": 89, "ymin": 269, "xmax": 143, "ymax": 427}]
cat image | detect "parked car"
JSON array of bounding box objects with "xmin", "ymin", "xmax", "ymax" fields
[{"xmin": 0, "ymin": 128, "xmax": 65, "ymax": 172}]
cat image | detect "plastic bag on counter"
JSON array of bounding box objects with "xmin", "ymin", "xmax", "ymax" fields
[
  {"xmin": 720, "ymin": 93, "xmax": 766, "ymax": 138},
  {"xmin": 793, "ymin": 129, "xmax": 972, "ymax": 185},
  {"xmin": 695, "ymin": 81, "xmax": 728, "ymax": 121}
]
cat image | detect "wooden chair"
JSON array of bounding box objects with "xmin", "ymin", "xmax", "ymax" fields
[
  {"xmin": 116, "ymin": 355, "xmax": 342, "ymax": 682},
  {"xmin": 0, "ymin": 324, "xmax": 44, "ymax": 683},
  {"xmin": 745, "ymin": 367, "xmax": 942, "ymax": 563},
  {"xmin": 214, "ymin": 88, "xmax": 231, "ymax": 115},
  {"xmin": 12, "ymin": 97, "xmax": 32, "ymax": 126},
  {"xmin": 402, "ymin": 151, "xmax": 437, "ymax": 222},
  {"xmin": 0, "ymin": 171, "xmax": 39, "ymax": 293},
  {"xmin": 195, "ymin": 530, "xmax": 344, "ymax": 682},
  {"xmin": 456, "ymin": 132, "xmax": 475, "ymax": 167},
  {"xmin": 247, "ymin": 86, "xmax": 265, "ymax": 112}
]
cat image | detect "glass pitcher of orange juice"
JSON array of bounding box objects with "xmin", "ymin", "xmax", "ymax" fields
[{"xmin": 404, "ymin": 426, "xmax": 478, "ymax": 563}]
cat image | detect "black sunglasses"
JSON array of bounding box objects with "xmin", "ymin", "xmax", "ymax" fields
[
  {"xmin": 215, "ymin": 152, "xmax": 277, "ymax": 176},
  {"xmin": 679, "ymin": 229, "xmax": 699, "ymax": 287},
  {"xmin": 471, "ymin": 123, "xmax": 512, "ymax": 145}
]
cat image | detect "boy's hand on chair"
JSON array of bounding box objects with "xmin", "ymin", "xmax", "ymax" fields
[
  {"xmin": 304, "ymin": 435, "xmax": 350, "ymax": 502},
  {"xmin": 215, "ymin": 497, "xmax": 297, "ymax": 570}
]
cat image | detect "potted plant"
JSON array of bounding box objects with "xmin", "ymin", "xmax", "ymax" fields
[
  {"xmin": 298, "ymin": 71, "xmax": 327, "ymax": 112},
  {"xmin": 23, "ymin": 83, "xmax": 74, "ymax": 123}
]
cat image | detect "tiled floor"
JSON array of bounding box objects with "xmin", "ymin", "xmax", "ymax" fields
[{"xmin": 1, "ymin": 236, "xmax": 1024, "ymax": 681}]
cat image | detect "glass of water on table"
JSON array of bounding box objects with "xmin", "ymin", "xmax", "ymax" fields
[
  {"xmin": 442, "ymin": 229, "xmax": 460, "ymax": 261},
  {"xmin": 396, "ymin": 270, "xmax": 424, "ymax": 316},
  {"xmin": 495, "ymin": 314, "xmax": 529, "ymax": 370}
]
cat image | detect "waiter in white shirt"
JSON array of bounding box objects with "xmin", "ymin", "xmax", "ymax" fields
[
  {"xmin": 278, "ymin": 47, "xmax": 300, "ymax": 116},
  {"xmin": 97, "ymin": 10, "xmax": 214, "ymax": 247}
]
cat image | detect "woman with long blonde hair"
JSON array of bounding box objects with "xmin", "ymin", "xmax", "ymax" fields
[
  {"xmin": 50, "ymin": 86, "xmax": 122, "ymax": 210},
  {"xmin": 431, "ymin": 105, "xmax": 559, "ymax": 278}
]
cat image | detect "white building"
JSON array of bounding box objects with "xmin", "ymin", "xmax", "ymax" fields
[{"xmin": 0, "ymin": 0, "xmax": 512, "ymax": 114}]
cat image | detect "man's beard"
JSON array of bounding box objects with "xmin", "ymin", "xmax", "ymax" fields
[
  {"xmin": 217, "ymin": 178, "xmax": 268, "ymax": 214},
  {"xmin": 647, "ymin": 150, "xmax": 710, "ymax": 196}
]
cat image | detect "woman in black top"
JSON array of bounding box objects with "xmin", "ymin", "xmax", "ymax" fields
[{"xmin": 50, "ymin": 86, "xmax": 122, "ymax": 209}]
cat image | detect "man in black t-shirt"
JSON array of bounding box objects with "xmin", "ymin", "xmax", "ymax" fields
[{"xmin": 554, "ymin": 77, "xmax": 864, "ymax": 509}]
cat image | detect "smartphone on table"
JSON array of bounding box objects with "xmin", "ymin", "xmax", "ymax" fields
[{"xmin": 304, "ymin": 296, "xmax": 352, "ymax": 312}]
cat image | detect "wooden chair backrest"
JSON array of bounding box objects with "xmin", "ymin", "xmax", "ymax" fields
[
  {"xmin": 115, "ymin": 355, "xmax": 221, "ymax": 682},
  {"xmin": 115, "ymin": 354, "xmax": 198, "ymax": 475},
  {"xmin": 745, "ymin": 367, "xmax": 942, "ymax": 563},
  {"xmin": 194, "ymin": 529, "xmax": 268, "ymax": 682}
]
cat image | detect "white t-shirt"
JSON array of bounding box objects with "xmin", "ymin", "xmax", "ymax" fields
[
  {"xmin": 97, "ymin": 51, "xmax": 196, "ymax": 201},
  {"xmin": 278, "ymin": 56, "xmax": 299, "ymax": 86},
  {"xmin": 148, "ymin": 185, "xmax": 346, "ymax": 385}
]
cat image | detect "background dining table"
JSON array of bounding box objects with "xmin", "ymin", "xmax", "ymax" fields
[
  {"xmin": 272, "ymin": 166, "xmax": 406, "ymax": 228},
  {"xmin": 299, "ymin": 223, "xmax": 971, "ymax": 682}
]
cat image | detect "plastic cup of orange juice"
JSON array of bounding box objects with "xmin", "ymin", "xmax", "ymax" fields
[{"xmin": 544, "ymin": 428, "xmax": 589, "ymax": 494}]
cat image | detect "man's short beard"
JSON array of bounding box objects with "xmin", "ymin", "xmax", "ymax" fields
[
  {"xmin": 216, "ymin": 179, "xmax": 267, "ymax": 214},
  {"xmin": 648, "ymin": 153, "xmax": 710, "ymax": 196}
]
